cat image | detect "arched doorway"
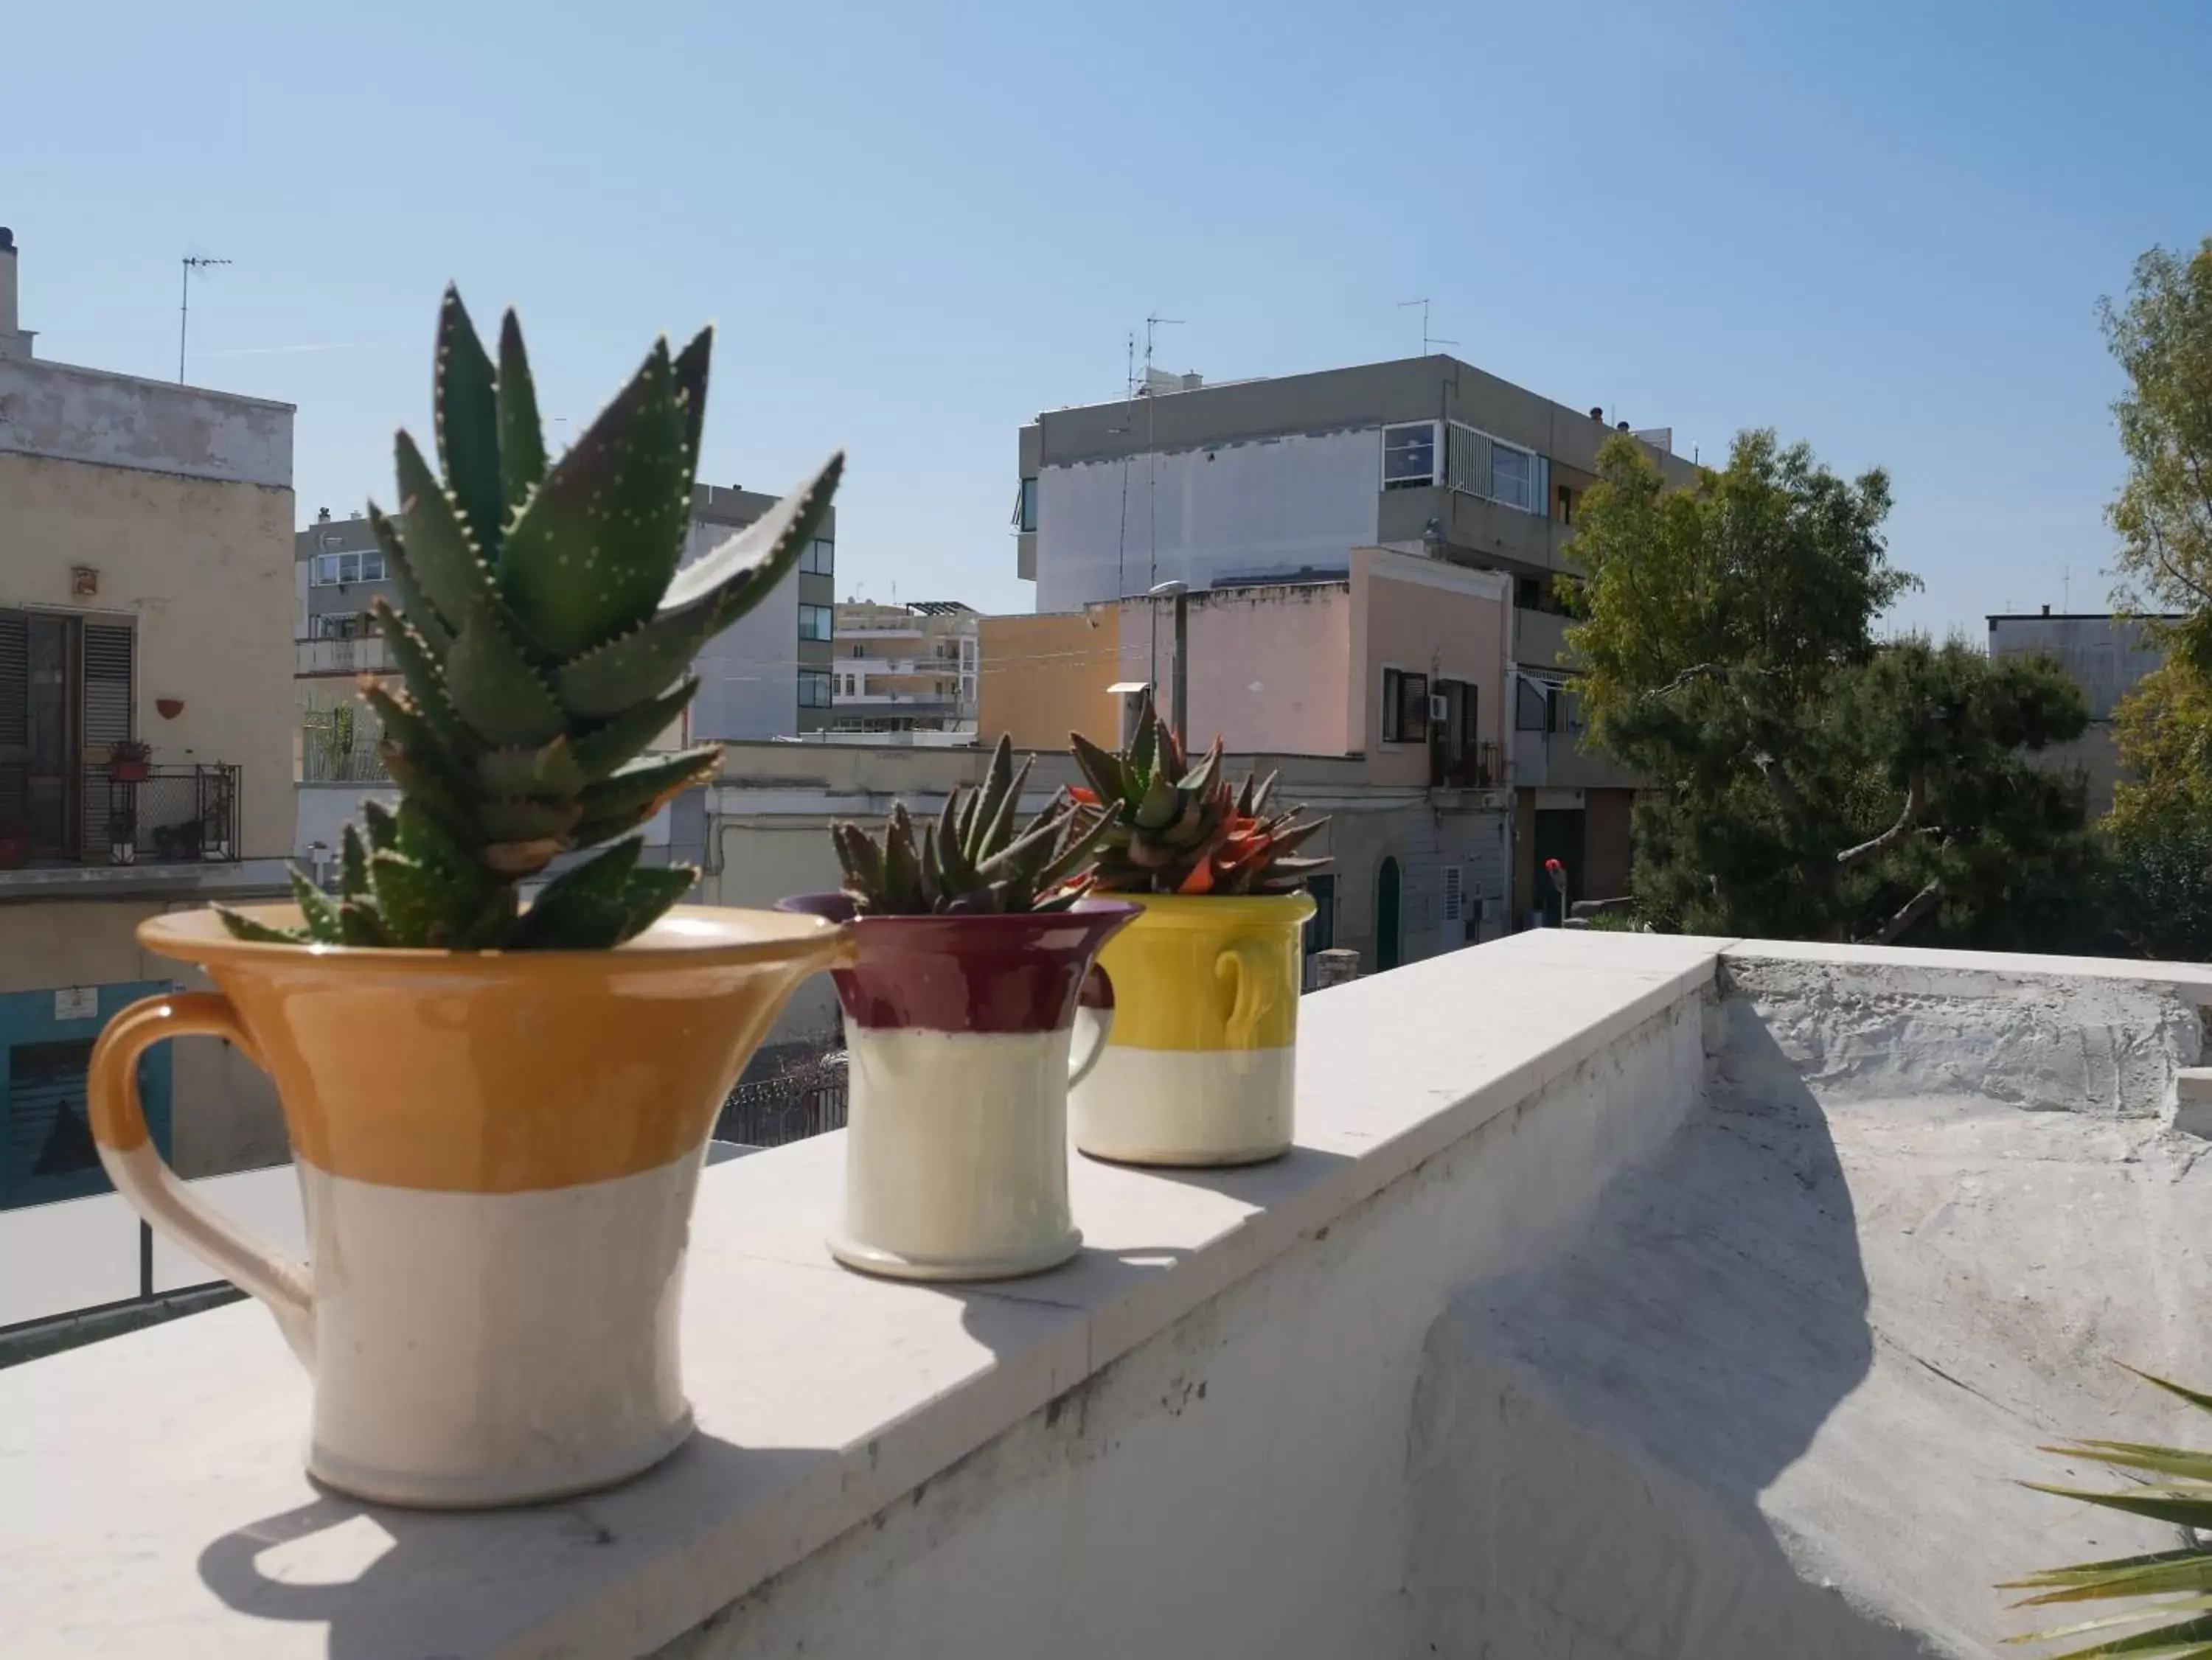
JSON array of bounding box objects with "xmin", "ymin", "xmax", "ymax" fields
[{"xmin": 1376, "ymin": 856, "xmax": 1402, "ymax": 972}]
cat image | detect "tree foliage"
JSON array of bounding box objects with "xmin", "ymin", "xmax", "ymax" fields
[
  {"xmin": 2106, "ymin": 661, "xmax": 2212, "ymax": 958},
  {"xmin": 2102, "ymin": 240, "xmax": 2212, "ymax": 672},
  {"xmin": 1565, "ymin": 432, "xmax": 2099, "ymax": 947}
]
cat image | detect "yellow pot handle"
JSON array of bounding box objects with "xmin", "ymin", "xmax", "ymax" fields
[
  {"xmin": 1214, "ymin": 938, "xmax": 1277, "ymax": 1047},
  {"xmin": 88, "ymin": 992, "xmax": 315, "ymax": 1367}
]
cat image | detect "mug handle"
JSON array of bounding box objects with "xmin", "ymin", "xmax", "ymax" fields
[
  {"xmin": 88, "ymin": 992, "xmax": 316, "ymax": 1367},
  {"xmin": 1215, "ymin": 939, "xmax": 1277, "ymax": 1047},
  {"xmin": 1068, "ymin": 964, "xmax": 1117, "ymax": 1088}
]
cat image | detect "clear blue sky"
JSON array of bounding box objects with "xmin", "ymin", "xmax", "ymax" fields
[{"xmin": 10, "ymin": 1, "xmax": 2210, "ymax": 635}]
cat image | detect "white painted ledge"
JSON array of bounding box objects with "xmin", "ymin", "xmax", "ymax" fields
[{"xmin": 0, "ymin": 930, "xmax": 1727, "ymax": 1660}]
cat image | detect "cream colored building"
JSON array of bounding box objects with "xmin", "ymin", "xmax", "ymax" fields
[
  {"xmin": 829, "ymin": 601, "xmax": 978, "ymax": 733},
  {"xmin": 0, "ymin": 229, "xmax": 295, "ymax": 1207}
]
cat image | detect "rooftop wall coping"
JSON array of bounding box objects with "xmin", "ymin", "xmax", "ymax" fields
[
  {"xmin": 0, "ymin": 928, "xmax": 1727, "ymax": 1660},
  {"xmin": 9, "ymin": 928, "xmax": 2208, "ymax": 1658}
]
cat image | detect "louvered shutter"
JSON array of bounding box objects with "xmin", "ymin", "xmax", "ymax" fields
[
  {"xmin": 80, "ymin": 624, "xmax": 133, "ymax": 860},
  {"xmin": 0, "ymin": 612, "xmax": 24, "ymax": 835}
]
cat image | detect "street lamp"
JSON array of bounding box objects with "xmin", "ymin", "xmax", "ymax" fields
[{"xmin": 1149, "ymin": 579, "xmax": 1189, "ymax": 739}]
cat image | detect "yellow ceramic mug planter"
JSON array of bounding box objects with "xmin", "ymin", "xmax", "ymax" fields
[
  {"xmin": 1065, "ymin": 695, "xmax": 1332, "ymax": 1168},
  {"xmin": 1069, "ymin": 890, "xmax": 1315, "ymax": 1165},
  {"xmin": 89, "ymin": 905, "xmax": 847, "ymax": 1508}
]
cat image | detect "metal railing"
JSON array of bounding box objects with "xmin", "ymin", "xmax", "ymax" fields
[
  {"xmin": 714, "ymin": 1046, "xmax": 849, "ymax": 1149},
  {"xmin": 1431, "ymin": 741, "xmax": 1501, "ymax": 790},
  {"xmin": 93, "ymin": 764, "xmax": 242, "ymax": 865}
]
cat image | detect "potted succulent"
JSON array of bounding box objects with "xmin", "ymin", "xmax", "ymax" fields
[
  {"xmin": 1065, "ymin": 696, "xmax": 1329, "ymax": 1166},
  {"xmin": 779, "ymin": 738, "xmax": 1133, "ymax": 1281},
  {"xmin": 108, "ymin": 739, "xmax": 151, "ymax": 782},
  {"xmin": 83, "ymin": 289, "xmax": 853, "ymax": 1510}
]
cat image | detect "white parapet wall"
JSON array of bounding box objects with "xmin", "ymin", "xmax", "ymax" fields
[{"xmin": 4, "ymin": 932, "xmax": 2212, "ymax": 1658}]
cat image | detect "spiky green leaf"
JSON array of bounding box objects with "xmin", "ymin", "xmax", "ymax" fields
[
  {"xmin": 367, "ymin": 505, "xmax": 452, "ymax": 654},
  {"xmin": 435, "ymin": 287, "xmax": 505, "ymax": 559},
  {"xmin": 337, "ymin": 899, "xmax": 389, "ymax": 947},
  {"xmin": 339, "ymin": 824, "xmax": 370, "ymax": 899},
  {"xmin": 672, "ymin": 326, "xmax": 711, "ymax": 482},
  {"xmin": 554, "ymin": 604, "xmax": 725, "ymax": 720},
  {"xmin": 394, "ymin": 430, "xmax": 494, "ymax": 626},
  {"xmin": 1071, "ymin": 733, "xmax": 1126, "ymax": 803},
  {"xmin": 215, "ymin": 905, "xmax": 305, "ymax": 945},
  {"xmin": 511, "ymin": 838, "xmax": 643, "ymax": 950},
  {"xmin": 496, "ymin": 310, "xmax": 546, "ymax": 517},
  {"xmin": 360, "ymin": 798, "xmax": 397, "ymax": 853},
  {"xmin": 496, "ymin": 338, "xmax": 689, "ymax": 658},
  {"xmin": 576, "ymin": 748, "xmax": 717, "ymax": 827},
  {"xmin": 622, "ymin": 863, "xmax": 696, "ymax": 937},
  {"xmin": 568, "ymin": 680, "xmax": 700, "ymax": 781},
  {"xmin": 368, "ymin": 606, "xmax": 474, "ymax": 756},
  {"xmin": 445, "ymin": 596, "xmax": 567, "ymax": 747},
  {"xmin": 473, "ymin": 738, "xmax": 588, "ymax": 801},
  {"xmin": 659, "ymin": 454, "xmax": 843, "ymax": 616}
]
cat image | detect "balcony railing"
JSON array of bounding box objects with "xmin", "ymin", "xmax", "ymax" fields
[
  {"xmin": 295, "ymin": 635, "xmax": 392, "ymax": 677},
  {"xmin": 1430, "ymin": 740, "xmax": 1501, "ymax": 790},
  {"xmin": 82, "ymin": 764, "xmax": 242, "ymax": 866}
]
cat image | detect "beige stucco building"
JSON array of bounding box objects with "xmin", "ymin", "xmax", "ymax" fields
[
  {"xmin": 829, "ymin": 600, "xmax": 978, "ymax": 733},
  {"xmin": 0, "ymin": 229, "xmax": 295, "ymax": 1208}
]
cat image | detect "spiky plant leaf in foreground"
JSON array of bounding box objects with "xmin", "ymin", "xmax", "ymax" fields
[
  {"xmin": 220, "ymin": 287, "xmax": 843, "ymax": 949},
  {"xmin": 2002, "ymin": 1367, "xmax": 2212, "ymax": 1657},
  {"xmin": 1071, "ymin": 693, "xmax": 1329, "ymax": 896},
  {"xmin": 832, "ymin": 736, "xmax": 1119, "ymax": 916}
]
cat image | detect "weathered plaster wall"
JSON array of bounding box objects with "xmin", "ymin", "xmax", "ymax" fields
[
  {"xmin": 1114, "ymin": 582, "xmax": 1352, "ymax": 756},
  {"xmin": 976, "ymin": 608, "xmax": 1121, "ymax": 750},
  {"xmin": 0, "ymin": 356, "xmax": 290, "ymax": 487},
  {"xmin": 669, "ymin": 992, "xmax": 1711, "ymax": 1660},
  {"xmin": 0, "ymin": 451, "xmax": 296, "ymax": 857}
]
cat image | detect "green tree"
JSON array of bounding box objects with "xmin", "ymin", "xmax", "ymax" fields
[
  {"xmin": 1566, "ymin": 432, "xmax": 2099, "ymax": 946},
  {"xmin": 2101, "ymin": 240, "xmax": 2212, "ymax": 672},
  {"xmin": 2105, "ymin": 661, "xmax": 2212, "ymax": 958}
]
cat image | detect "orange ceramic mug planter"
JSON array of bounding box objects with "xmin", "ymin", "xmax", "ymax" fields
[{"xmin": 88, "ymin": 903, "xmax": 850, "ymax": 1509}]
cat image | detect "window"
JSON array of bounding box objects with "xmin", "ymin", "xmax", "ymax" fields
[
  {"xmin": 309, "ymin": 550, "xmax": 385, "ymax": 586},
  {"xmin": 1517, "ymin": 675, "xmax": 1561, "ymax": 733},
  {"xmin": 310, "ymin": 613, "xmax": 363, "ymax": 641},
  {"xmin": 800, "ymin": 537, "xmax": 835, "ymax": 576},
  {"xmin": 1015, "ymin": 477, "xmax": 1039, "ymax": 533},
  {"xmin": 1490, "ymin": 443, "xmax": 1534, "ymax": 512},
  {"xmin": 0, "ymin": 610, "xmax": 135, "ymax": 859},
  {"xmin": 1380, "ymin": 667, "xmax": 1429, "ymax": 744},
  {"xmin": 1381, "ymin": 422, "xmax": 1439, "ymax": 490},
  {"xmin": 1557, "ymin": 484, "xmax": 1576, "ymax": 525},
  {"xmin": 799, "ymin": 604, "xmax": 835, "ymax": 642},
  {"xmin": 798, "ymin": 670, "xmax": 832, "ymax": 708}
]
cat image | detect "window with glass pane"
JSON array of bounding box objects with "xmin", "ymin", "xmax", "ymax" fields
[
  {"xmin": 799, "ymin": 604, "xmax": 834, "ymax": 642},
  {"xmin": 1381, "ymin": 668, "xmax": 1429, "ymax": 743},
  {"xmin": 800, "ymin": 538, "xmax": 834, "ymax": 576},
  {"xmin": 799, "ymin": 670, "xmax": 832, "ymax": 708},
  {"xmin": 1382, "ymin": 424, "xmax": 1438, "ymax": 490},
  {"xmin": 361, "ymin": 551, "xmax": 386, "ymax": 582},
  {"xmin": 310, "ymin": 554, "xmax": 339, "ymax": 586},
  {"xmin": 337, "ymin": 551, "xmax": 361, "ymax": 583},
  {"xmin": 1018, "ymin": 478, "xmax": 1038, "ymax": 533},
  {"xmin": 1491, "ymin": 444, "xmax": 1533, "ymax": 512}
]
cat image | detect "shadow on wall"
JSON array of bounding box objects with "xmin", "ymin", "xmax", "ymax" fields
[{"xmin": 1402, "ymin": 1011, "xmax": 1900, "ymax": 1657}]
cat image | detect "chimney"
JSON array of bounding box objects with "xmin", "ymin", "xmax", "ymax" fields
[
  {"xmin": 2042, "ymin": 603, "xmax": 2051, "ymax": 615},
  {"xmin": 317, "ymin": 506, "xmax": 333, "ymax": 523},
  {"xmin": 1615, "ymin": 420, "xmax": 1630, "ymax": 432},
  {"xmin": 0, "ymin": 228, "xmax": 27, "ymax": 360},
  {"xmin": 1588, "ymin": 406, "xmax": 1604, "ymax": 422}
]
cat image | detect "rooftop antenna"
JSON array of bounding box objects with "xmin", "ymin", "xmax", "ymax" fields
[
  {"xmin": 1144, "ymin": 313, "xmax": 1184, "ymax": 699},
  {"xmin": 2062, "ymin": 564, "xmax": 2071, "ymax": 613},
  {"xmin": 178, "ymin": 253, "xmax": 233, "ymax": 383},
  {"xmin": 1397, "ymin": 298, "xmax": 1456, "ymax": 357}
]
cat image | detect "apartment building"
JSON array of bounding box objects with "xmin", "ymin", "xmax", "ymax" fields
[
  {"xmin": 292, "ymin": 481, "xmax": 838, "ymax": 770},
  {"xmin": 982, "ymin": 546, "xmax": 1514, "ymax": 969},
  {"xmin": 1014, "ymin": 354, "xmax": 1697, "ymax": 917},
  {"xmin": 829, "ymin": 600, "xmax": 978, "ymax": 734},
  {"xmin": 1988, "ymin": 607, "xmax": 2180, "ymax": 815},
  {"xmin": 0, "ymin": 228, "xmax": 296, "ymax": 1207}
]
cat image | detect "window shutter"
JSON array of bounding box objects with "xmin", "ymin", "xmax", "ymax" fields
[
  {"xmin": 0, "ymin": 611, "xmax": 24, "ymax": 832},
  {"xmin": 81, "ymin": 624, "xmax": 133, "ymax": 860}
]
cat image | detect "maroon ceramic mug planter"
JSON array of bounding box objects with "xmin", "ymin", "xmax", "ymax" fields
[{"xmin": 777, "ymin": 895, "xmax": 1136, "ymax": 1280}]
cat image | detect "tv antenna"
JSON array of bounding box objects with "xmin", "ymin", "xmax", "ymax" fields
[
  {"xmin": 2062, "ymin": 564, "xmax": 2071, "ymax": 613},
  {"xmin": 178, "ymin": 254, "xmax": 233, "ymax": 383},
  {"xmin": 1143, "ymin": 314, "xmax": 1184, "ymax": 691},
  {"xmin": 1398, "ymin": 298, "xmax": 1455, "ymax": 356}
]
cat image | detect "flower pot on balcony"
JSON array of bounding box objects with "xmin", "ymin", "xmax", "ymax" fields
[
  {"xmin": 778, "ymin": 893, "xmax": 1135, "ymax": 1281},
  {"xmin": 1070, "ymin": 890, "xmax": 1316, "ymax": 1167},
  {"xmin": 110, "ymin": 761, "xmax": 150, "ymax": 783},
  {"xmin": 0, "ymin": 834, "xmax": 27, "ymax": 869},
  {"xmin": 86, "ymin": 903, "xmax": 851, "ymax": 1509}
]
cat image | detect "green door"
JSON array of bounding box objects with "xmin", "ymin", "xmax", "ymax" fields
[
  {"xmin": 0, "ymin": 982, "xmax": 173, "ymax": 1210},
  {"xmin": 1376, "ymin": 857, "xmax": 1402, "ymax": 972}
]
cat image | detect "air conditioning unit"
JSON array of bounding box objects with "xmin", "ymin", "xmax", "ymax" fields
[{"xmin": 1428, "ymin": 694, "xmax": 1450, "ymax": 722}]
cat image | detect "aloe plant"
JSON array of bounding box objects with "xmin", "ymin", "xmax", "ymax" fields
[
  {"xmin": 221, "ymin": 287, "xmax": 841, "ymax": 950},
  {"xmin": 832, "ymin": 736, "xmax": 1117, "ymax": 915},
  {"xmin": 2003, "ymin": 1367, "xmax": 2212, "ymax": 1656},
  {"xmin": 1070, "ymin": 693, "xmax": 1329, "ymax": 896}
]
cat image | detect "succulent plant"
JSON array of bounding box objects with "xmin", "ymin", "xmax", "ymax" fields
[
  {"xmin": 1071, "ymin": 694, "xmax": 1329, "ymax": 896},
  {"xmin": 2006, "ymin": 1367, "xmax": 2212, "ymax": 1657},
  {"xmin": 220, "ymin": 287, "xmax": 841, "ymax": 950},
  {"xmin": 832, "ymin": 736, "xmax": 1118, "ymax": 915}
]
